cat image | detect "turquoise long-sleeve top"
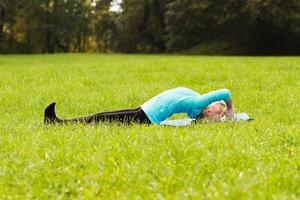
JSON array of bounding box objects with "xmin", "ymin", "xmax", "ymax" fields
[{"xmin": 141, "ymin": 87, "xmax": 231, "ymax": 124}]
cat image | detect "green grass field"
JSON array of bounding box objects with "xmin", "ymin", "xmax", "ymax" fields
[{"xmin": 0, "ymin": 54, "xmax": 299, "ymax": 199}]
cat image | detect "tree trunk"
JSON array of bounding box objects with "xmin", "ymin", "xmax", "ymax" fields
[
  {"xmin": 153, "ymin": 0, "xmax": 166, "ymax": 32},
  {"xmin": 0, "ymin": 7, "xmax": 5, "ymax": 45},
  {"xmin": 24, "ymin": 18, "xmax": 31, "ymax": 53},
  {"xmin": 82, "ymin": 31, "xmax": 87, "ymax": 52},
  {"xmin": 76, "ymin": 33, "xmax": 82, "ymax": 52},
  {"xmin": 138, "ymin": 0, "xmax": 150, "ymax": 32},
  {"xmin": 43, "ymin": 0, "xmax": 56, "ymax": 53},
  {"xmin": 153, "ymin": 0, "xmax": 166, "ymax": 51},
  {"xmin": 66, "ymin": 34, "xmax": 70, "ymax": 52},
  {"xmin": 51, "ymin": 0, "xmax": 58, "ymax": 52},
  {"xmin": 43, "ymin": 0, "xmax": 51, "ymax": 53},
  {"xmin": 8, "ymin": 24, "xmax": 13, "ymax": 52},
  {"xmin": 25, "ymin": 30, "xmax": 31, "ymax": 53},
  {"xmin": 55, "ymin": 36, "xmax": 68, "ymax": 52}
]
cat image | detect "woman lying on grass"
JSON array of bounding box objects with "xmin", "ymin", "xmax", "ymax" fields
[{"xmin": 44, "ymin": 87, "xmax": 235, "ymax": 125}]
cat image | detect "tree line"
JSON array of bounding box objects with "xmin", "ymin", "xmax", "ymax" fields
[{"xmin": 0, "ymin": 0, "xmax": 299, "ymax": 54}]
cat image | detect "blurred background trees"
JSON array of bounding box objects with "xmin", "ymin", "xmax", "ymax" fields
[{"xmin": 0, "ymin": 0, "xmax": 299, "ymax": 54}]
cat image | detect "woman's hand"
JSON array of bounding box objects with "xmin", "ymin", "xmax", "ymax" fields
[{"xmin": 225, "ymin": 99, "xmax": 235, "ymax": 119}]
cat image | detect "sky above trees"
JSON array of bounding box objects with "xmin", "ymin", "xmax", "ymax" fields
[{"xmin": 109, "ymin": 0, "xmax": 122, "ymax": 12}]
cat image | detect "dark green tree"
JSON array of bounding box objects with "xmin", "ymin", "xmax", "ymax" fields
[{"xmin": 116, "ymin": 0, "xmax": 170, "ymax": 53}]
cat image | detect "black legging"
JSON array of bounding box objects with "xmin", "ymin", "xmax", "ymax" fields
[{"xmin": 44, "ymin": 102, "xmax": 151, "ymax": 125}]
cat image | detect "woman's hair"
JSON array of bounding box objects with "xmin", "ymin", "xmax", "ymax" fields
[
  {"xmin": 216, "ymin": 100, "xmax": 227, "ymax": 113},
  {"xmin": 196, "ymin": 112, "xmax": 204, "ymax": 119}
]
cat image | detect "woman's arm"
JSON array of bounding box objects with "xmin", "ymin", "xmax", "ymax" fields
[
  {"xmin": 195, "ymin": 88, "xmax": 235, "ymax": 119},
  {"xmin": 195, "ymin": 88, "xmax": 231, "ymax": 108},
  {"xmin": 225, "ymin": 99, "xmax": 235, "ymax": 119}
]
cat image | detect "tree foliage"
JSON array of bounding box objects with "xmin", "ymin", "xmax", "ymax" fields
[{"xmin": 0, "ymin": 0, "xmax": 299, "ymax": 54}]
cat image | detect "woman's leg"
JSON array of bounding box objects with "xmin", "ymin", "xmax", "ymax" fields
[{"xmin": 44, "ymin": 102, "xmax": 151, "ymax": 125}]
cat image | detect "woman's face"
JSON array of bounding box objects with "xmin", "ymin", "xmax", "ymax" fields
[{"xmin": 203, "ymin": 103, "xmax": 225, "ymax": 122}]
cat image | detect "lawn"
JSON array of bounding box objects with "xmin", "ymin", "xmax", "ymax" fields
[{"xmin": 0, "ymin": 54, "xmax": 299, "ymax": 199}]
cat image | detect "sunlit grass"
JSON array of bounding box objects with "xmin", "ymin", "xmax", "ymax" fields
[{"xmin": 0, "ymin": 54, "xmax": 299, "ymax": 199}]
